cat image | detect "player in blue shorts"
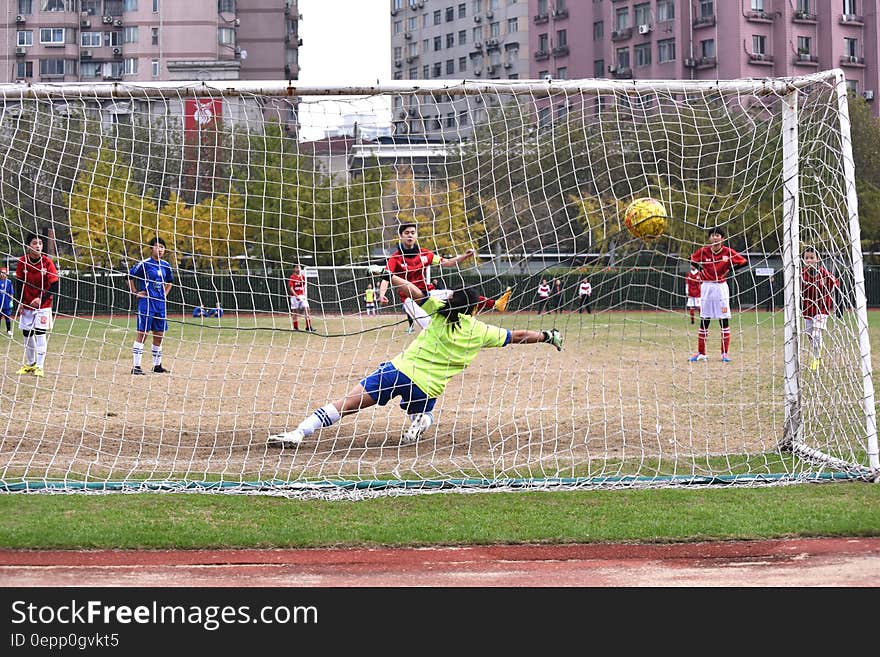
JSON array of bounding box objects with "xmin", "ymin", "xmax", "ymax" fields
[
  {"xmin": 268, "ymin": 266, "xmax": 563, "ymax": 447},
  {"xmin": 128, "ymin": 236, "xmax": 174, "ymax": 375}
]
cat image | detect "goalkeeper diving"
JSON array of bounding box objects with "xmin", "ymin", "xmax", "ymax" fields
[{"xmin": 268, "ymin": 267, "xmax": 563, "ymax": 447}]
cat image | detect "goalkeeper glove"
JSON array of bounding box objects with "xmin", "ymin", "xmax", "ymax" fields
[
  {"xmin": 368, "ymin": 265, "xmax": 392, "ymax": 282},
  {"xmin": 542, "ymin": 329, "xmax": 563, "ymax": 351}
]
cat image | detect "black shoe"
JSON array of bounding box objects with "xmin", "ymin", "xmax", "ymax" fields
[
  {"xmin": 306, "ymin": 327, "xmax": 317, "ymax": 332},
  {"xmin": 131, "ymin": 366, "xmax": 145, "ymax": 375},
  {"xmin": 152, "ymin": 365, "xmax": 170, "ymax": 374}
]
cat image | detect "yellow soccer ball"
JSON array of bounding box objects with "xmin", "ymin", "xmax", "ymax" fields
[{"xmin": 624, "ymin": 197, "xmax": 668, "ymax": 241}]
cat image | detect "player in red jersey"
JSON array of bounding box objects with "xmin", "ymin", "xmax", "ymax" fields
[
  {"xmin": 802, "ymin": 247, "xmax": 839, "ymax": 371},
  {"xmin": 288, "ymin": 264, "xmax": 315, "ymax": 332},
  {"xmin": 14, "ymin": 233, "xmax": 59, "ymax": 377},
  {"xmin": 684, "ymin": 265, "xmax": 702, "ymax": 324},
  {"xmin": 377, "ymin": 223, "xmax": 510, "ymax": 334},
  {"xmin": 688, "ymin": 227, "xmax": 747, "ymax": 363}
]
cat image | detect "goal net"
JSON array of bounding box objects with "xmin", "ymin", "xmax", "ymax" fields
[{"xmin": 0, "ymin": 72, "xmax": 876, "ymax": 498}]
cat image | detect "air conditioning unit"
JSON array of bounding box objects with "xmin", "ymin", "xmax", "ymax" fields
[
  {"xmin": 487, "ymin": 65, "xmax": 496, "ymax": 73},
  {"xmin": 753, "ymin": 53, "xmax": 765, "ymax": 61},
  {"xmin": 15, "ymin": 47, "xmax": 26, "ymax": 56},
  {"xmin": 474, "ymin": 16, "xmax": 481, "ymax": 23},
  {"xmin": 842, "ymin": 14, "xmax": 850, "ymax": 22},
  {"xmin": 114, "ymin": 19, "xmax": 123, "ymax": 27},
  {"xmin": 638, "ymin": 24, "xmax": 651, "ymax": 35},
  {"xmin": 80, "ymin": 50, "xmax": 92, "ymax": 59},
  {"xmin": 798, "ymin": 53, "xmax": 811, "ymax": 61},
  {"xmin": 486, "ymin": 11, "xmax": 493, "ymax": 19},
  {"xmin": 848, "ymin": 55, "xmax": 859, "ymax": 63},
  {"xmin": 684, "ymin": 58, "xmax": 697, "ymax": 68},
  {"xmin": 863, "ymin": 90, "xmax": 875, "ymax": 100},
  {"xmin": 113, "ymin": 47, "xmax": 122, "ymax": 55},
  {"xmin": 102, "ymin": 16, "xmax": 113, "ymax": 24},
  {"xmin": 503, "ymin": 62, "xmax": 512, "ymax": 68},
  {"xmin": 404, "ymin": 32, "xmax": 412, "ymax": 39},
  {"xmin": 486, "ymin": 39, "xmax": 497, "ymax": 47},
  {"xmin": 474, "ymin": 41, "xmax": 483, "ymax": 49},
  {"xmin": 15, "ymin": 15, "xmax": 25, "ymax": 23},
  {"xmin": 394, "ymin": 59, "xmax": 402, "ymax": 67},
  {"xmin": 607, "ymin": 65, "xmax": 617, "ymax": 73},
  {"xmin": 474, "ymin": 68, "xmax": 482, "ymax": 76},
  {"xmin": 81, "ymin": 18, "xmax": 90, "ymax": 27},
  {"xmin": 234, "ymin": 19, "xmax": 240, "ymax": 27}
]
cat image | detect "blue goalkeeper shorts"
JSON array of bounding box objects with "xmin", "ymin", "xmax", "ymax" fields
[{"xmin": 360, "ymin": 361, "xmax": 436, "ymax": 415}]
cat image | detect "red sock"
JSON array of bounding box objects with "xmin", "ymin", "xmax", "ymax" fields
[
  {"xmin": 721, "ymin": 328, "xmax": 731, "ymax": 354},
  {"xmin": 698, "ymin": 328, "xmax": 708, "ymax": 355},
  {"xmin": 293, "ymin": 321, "xmax": 299, "ymax": 329},
  {"xmin": 476, "ymin": 295, "xmax": 494, "ymax": 312}
]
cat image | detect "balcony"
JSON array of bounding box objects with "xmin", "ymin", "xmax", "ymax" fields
[
  {"xmin": 748, "ymin": 52, "xmax": 774, "ymax": 65},
  {"xmin": 792, "ymin": 10, "xmax": 817, "ymax": 23},
  {"xmin": 552, "ymin": 45, "xmax": 569, "ymax": 57},
  {"xmin": 693, "ymin": 15, "xmax": 715, "ymax": 29},
  {"xmin": 610, "ymin": 66, "xmax": 633, "ymax": 79},
  {"xmin": 694, "ymin": 56, "xmax": 717, "ymax": 69},
  {"xmin": 839, "ymin": 14, "xmax": 864, "ymax": 25},
  {"xmin": 794, "ymin": 53, "xmax": 819, "ymax": 65},
  {"xmin": 840, "ymin": 55, "xmax": 866, "ymax": 67},
  {"xmin": 533, "ymin": 13, "xmax": 549, "ymax": 24},
  {"xmin": 746, "ymin": 10, "xmax": 774, "ymax": 23},
  {"xmin": 611, "ymin": 27, "xmax": 632, "ymax": 41},
  {"xmin": 551, "ymin": 8, "xmax": 568, "ymax": 20},
  {"xmin": 534, "ymin": 49, "xmax": 550, "ymax": 61}
]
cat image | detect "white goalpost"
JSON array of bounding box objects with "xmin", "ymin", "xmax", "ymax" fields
[{"xmin": 0, "ymin": 70, "xmax": 876, "ymax": 498}]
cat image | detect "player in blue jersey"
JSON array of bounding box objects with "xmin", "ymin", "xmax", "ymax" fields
[
  {"xmin": 128, "ymin": 236, "xmax": 174, "ymax": 375},
  {"xmin": 0, "ymin": 267, "xmax": 14, "ymax": 337}
]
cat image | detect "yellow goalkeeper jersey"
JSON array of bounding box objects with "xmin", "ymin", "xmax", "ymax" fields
[{"xmin": 391, "ymin": 295, "xmax": 509, "ymax": 398}]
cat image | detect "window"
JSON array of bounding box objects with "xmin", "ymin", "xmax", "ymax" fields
[
  {"xmin": 124, "ymin": 57, "xmax": 138, "ymax": 75},
  {"xmin": 446, "ymin": 59, "xmax": 455, "ymax": 73},
  {"xmin": 407, "ymin": 42, "xmax": 417, "ymax": 56},
  {"xmin": 615, "ymin": 7, "xmax": 629, "ymax": 30},
  {"xmin": 16, "ymin": 60, "xmax": 33, "ymax": 79},
  {"xmin": 41, "ymin": 1, "xmax": 65, "ymax": 11},
  {"xmin": 39, "ymin": 58, "xmax": 67, "ymax": 76},
  {"xmin": 393, "ymin": 21, "xmax": 401, "ymax": 34},
  {"xmin": 416, "ymin": 66, "xmax": 425, "ymax": 78},
  {"xmin": 151, "ymin": 59, "xmax": 159, "ymax": 76},
  {"xmin": 218, "ymin": 27, "xmax": 234, "ymax": 45},
  {"xmin": 657, "ymin": 0, "xmax": 674, "ymax": 21},
  {"xmin": 701, "ymin": 39, "xmax": 715, "ymax": 58},
  {"xmin": 434, "ymin": 10, "xmax": 441, "ymax": 24},
  {"xmin": 81, "ymin": 61, "xmax": 100, "ymax": 77},
  {"xmin": 538, "ymin": 33, "xmax": 548, "ymax": 51},
  {"xmin": 634, "ymin": 3, "xmax": 650, "ymax": 26},
  {"xmin": 843, "ymin": 0, "xmax": 856, "ymax": 15},
  {"xmin": 218, "ymin": 0, "xmax": 235, "ymax": 12},
  {"xmin": 752, "ymin": 34, "xmax": 766, "ymax": 54},
  {"xmin": 434, "ymin": 36, "xmax": 442, "ymax": 50},
  {"xmin": 634, "ymin": 42, "xmax": 651, "ymax": 66},
  {"xmin": 658, "ymin": 38, "xmax": 675, "ymax": 63},
  {"xmin": 459, "ymin": 3, "xmax": 466, "ymax": 18},
  {"xmin": 459, "ymin": 29, "xmax": 467, "ymax": 44},
  {"xmin": 446, "ymin": 113, "xmax": 455, "ymax": 128},
  {"xmin": 81, "ymin": 31, "xmax": 101, "ymax": 47},
  {"xmin": 81, "ymin": 0, "xmax": 100, "ymax": 14},
  {"xmin": 393, "ymin": 0, "xmax": 403, "ymax": 9},
  {"xmin": 472, "ymin": 0, "xmax": 482, "ymax": 14},
  {"xmin": 422, "ymin": 38, "xmax": 429, "ymax": 52},
  {"xmin": 700, "ymin": 0, "xmax": 714, "ymax": 19},
  {"xmin": 105, "ymin": 32, "xmax": 121, "ymax": 46},
  {"xmin": 846, "ymin": 79, "xmax": 858, "ymax": 94},
  {"xmin": 797, "ymin": 35, "xmax": 811, "ymax": 55},
  {"xmin": 18, "ymin": 0, "xmax": 32, "ymax": 14},
  {"xmin": 594, "ymin": 59, "xmax": 604, "ymax": 78},
  {"xmin": 123, "ymin": 0, "xmax": 138, "ymax": 10},
  {"xmin": 394, "ymin": 46, "xmax": 402, "ymax": 59},
  {"xmin": 844, "ymin": 37, "xmax": 857, "ymax": 57},
  {"xmin": 556, "ymin": 66, "xmax": 567, "ymax": 79},
  {"xmin": 507, "ymin": 17, "xmax": 517, "ymax": 33},
  {"xmin": 123, "ymin": 26, "xmax": 139, "ymax": 44},
  {"xmin": 153, "ymin": 0, "xmax": 159, "ymax": 12},
  {"xmin": 538, "ymin": 70, "xmax": 548, "ymax": 79},
  {"xmin": 447, "ymin": 33, "xmax": 455, "ymax": 47},
  {"xmin": 433, "ymin": 62, "xmax": 441, "ymax": 77},
  {"xmin": 459, "ymin": 56, "xmax": 467, "ymax": 71},
  {"xmin": 490, "ymin": 21, "xmax": 500, "ymax": 37},
  {"xmin": 473, "ymin": 26, "xmax": 482, "ymax": 41},
  {"xmin": 422, "ymin": 13, "xmax": 430, "ymax": 27},
  {"xmin": 151, "ymin": 27, "xmax": 158, "ymax": 45},
  {"xmin": 750, "ymin": 0, "xmax": 764, "ymax": 10},
  {"xmin": 537, "ymin": 0, "xmax": 547, "ymax": 15},
  {"xmin": 593, "ymin": 21, "xmax": 603, "ymax": 40},
  {"xmin": 408, "ymin": 16, "xmax": 417, "ymax": 30},
  {"xmin": 616, "ymin": 47, "xmax": 630, "ymax": 69},
  {"xmin": 796, "ymin": 0, "xmax": 809, "ymax": 9},
  {"xmin": 446, "ymin": 6, "xmax": 454, "ymax": 21},
  {"xmin": 490, "ymin": 0, "xmax": 500, "ymax": 9},
  {"xmin": 556, "ymin": 29, "xmax": 567, "ymax": 47},
  {"xmin": 17, "ymin": 30, "xmax": 33, "ymax": 46},
  {"xmin": 39, "ymin": 28, "xmax": 65, "ymax": 45}
]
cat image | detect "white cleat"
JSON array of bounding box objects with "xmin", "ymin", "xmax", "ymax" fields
[
  {"xmin": 267, "ymin": 429, "xmax": 305, "ymax": 447},
  {"xmin": 401, "ymin": 413, "xmax": 433, "ymax": 445}
]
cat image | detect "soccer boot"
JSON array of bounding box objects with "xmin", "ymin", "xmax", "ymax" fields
[
  {"xmin": 267, "ymin": 429, "xmax": 305, "ymax": 447},
  {"xmin": 721, "ymin": 354, "xmax": 732, "ymax": 363},
  {"xmin": 401, "ymin": 413, "xmax": 433, "ymax": 445},
  {"xmin": 809, "ymin": 357, "xmax": 821, "ymax": 372},
  {"xmin": 16, "ymin": 363, "xmax": 36, "ymax": 375},
  {"xmin": 688, "ymin": 353, "xmax": 708, "ymax": 362},
  {"xmin": 152, "ymin": 365, "xmax": 170, "ymax": 374},
  {"xmin": 31, "ymin": 367, "xmax": 44, "ymax": 378},
  {"xmin": 6, "ymin": 331, "xmax": 12, "ymax": 337},
  {"xmin": 404, "ymin": 326, "xmax": 415, "ymax": 334},
  {"xmin": 494, "ymin": 287, "xmax": 512, "ymax": 313},
  {"xmin": 131, "ymin": 366, "xmax": 146, "ymax": 375}
]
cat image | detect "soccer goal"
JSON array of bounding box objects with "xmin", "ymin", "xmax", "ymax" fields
[{"xmin": 0, "ymin": 71, "xmax": 876, "ymax": 498}]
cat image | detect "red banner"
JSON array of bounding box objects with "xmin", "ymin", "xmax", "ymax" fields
[{"xmin": 184, "ymin": 98, "xmax": 222, "ymax": 132}]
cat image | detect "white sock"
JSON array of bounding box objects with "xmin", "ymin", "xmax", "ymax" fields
[
  {"xmin": 403, "ymin": 297, "xmax": 431, "ymax": 330},
  {"xmin": 132, "ymin": 341, "xmax": 144, "ymax": 368},
  {"xmin": 812, "ymin": 331, "xmax": 823, "ymax": 358},
  {"xmin": 152, "ymin": 345, "xmax": 162, "ymax": 367},
  {"xmin": 24, "ymin": 335, "xmax": 36, "ymax": 365},
  {"xmin": 409, "ymin": 411, "xmax": 434, "ymax": 428},
  {"xmin": 34, "ymin": 334, "xmax": 47, "ymax": 368},
  {"xmin": 298, "ymin": 403, "xmax": 342, "ymax": 437}
]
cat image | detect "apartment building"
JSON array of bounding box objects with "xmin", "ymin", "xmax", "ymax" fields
[{"xmin": 4, "ymin": 0, "xmax": 300, "ymax": 84}]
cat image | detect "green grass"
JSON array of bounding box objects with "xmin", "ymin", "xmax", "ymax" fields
[{"xmin": 0, "ymin": 483, "xmax": 878, "ymax": 549}]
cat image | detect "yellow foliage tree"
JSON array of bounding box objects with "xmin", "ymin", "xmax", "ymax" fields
[{"xmin": 157, "ymin": 192, "xmax": 247, "ymax": 269}]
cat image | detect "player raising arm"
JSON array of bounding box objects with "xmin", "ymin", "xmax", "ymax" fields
[
  {"xmin": 377, "ymin": 222, "xmax": 510, "ymax": 333},
  {"xmin": 268, "ymin": 266, "xmax": 562, "ymax": 448}
]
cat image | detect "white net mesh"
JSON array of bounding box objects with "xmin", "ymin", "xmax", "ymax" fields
[{"xmin": 0, "ymin": 73, "xmax": 876, "ymax": 498}]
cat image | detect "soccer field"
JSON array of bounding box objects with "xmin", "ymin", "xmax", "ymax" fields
[{"xmin": 1, "ymin": 307, "xmax": 873, "ymax": 490}]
